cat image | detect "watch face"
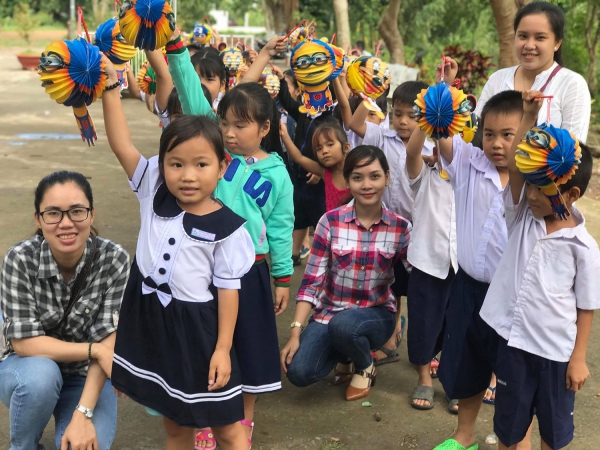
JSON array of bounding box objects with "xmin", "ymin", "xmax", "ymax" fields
[{"xmin": 85, "ymin": 410, "xmax": 93, "ymax": 418}]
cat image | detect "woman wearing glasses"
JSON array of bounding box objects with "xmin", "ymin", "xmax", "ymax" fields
[{"xmin": 0, "ymin": 171, "xmax": 130, "ymax": 450}]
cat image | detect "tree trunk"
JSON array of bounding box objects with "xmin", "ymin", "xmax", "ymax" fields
[
  {"xmin": 284, "ymin": 0, "xmax": 299, "ymax": 33},
  {"xmin": 332, "ymin": 0, "xmax": 351, "ymax": 51},
  {"xmin": 262, "ymin": 0, "xmax": 287, "ymax": 34},
  {"xmin": 584, "ymin": 0, "xmax": 600, "ymax": 96},
  {"xmin": 514, "ymin": 0, "xmax": 533, "ymax": 10},
  {"xmin": 489, "ymin": 0, "xmax": 519, "ymax": 68},
  {"xmin": 377, "ymin": 0, "xmax": 405, "ymax": 64}
]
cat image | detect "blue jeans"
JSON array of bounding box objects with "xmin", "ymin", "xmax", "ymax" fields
[
  {"xmin": 287, "ymin": 306, "xmax": 395, "ymax": 387},
  {"xmin": 0, "ymin": 354, "xmax": 117, "ymax": 450}
]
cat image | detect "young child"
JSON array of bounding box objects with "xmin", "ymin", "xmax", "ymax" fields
[
  {"xmin": 480, "ymin": 91, "xmax": 599, "ymax": 450},
  {"xmin": 165, "ymin": 34, "xmax": 294, "ymax": 449},
  {"xmin": 433, "ymin": 62, "xmax": 524, "ymax": 450},
  {"xmin": 280, "ymin": 121, "xmax": 350, "ymax": 212},
  {"xmin": 280, "ymin": 146, "xmax": 411, "ymax": 401},
  {"xmin": 405, "ymin": 123, "xmax": 457, "ymax": 411},
  {"xmin": 101, "ymin": 60, "xmax": 255, "ymax": 449},
  {"xmin": 348, "ymin": 80, "xmax": 432, "ymax": 362}
]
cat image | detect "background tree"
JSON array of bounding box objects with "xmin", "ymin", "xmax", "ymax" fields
[
  {"xmin": 489, "ymin": 0, "xmax": 519, "ymax": 68},
  {"xmin": 583, "ymin": 0, "xmax": 600, "ymax": 95},
  {"xmin": 333, "ymin": 0, "xmax": 351, "ymax": 51},
  {"xmin": 378, "ymin": 0, "xmax": 405, "ymax": 64}
]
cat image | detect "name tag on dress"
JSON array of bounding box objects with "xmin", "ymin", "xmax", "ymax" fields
[{"xmin": 191, "ymin": 228, "xmax": 216, "ymax": 241}]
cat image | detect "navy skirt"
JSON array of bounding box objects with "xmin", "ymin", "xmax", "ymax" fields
[{"xmin": 111, "ymin": 259, "xmax": 244, "ymax": 428}]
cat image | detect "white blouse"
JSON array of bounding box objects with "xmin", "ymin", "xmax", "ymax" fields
[
  {"xmin": 129, "ymin": 156, "xmax": 255, "ymax": 306},
  {"xmin": 475, "ymin": 62, "xmax": 591, "ymax": 143}
]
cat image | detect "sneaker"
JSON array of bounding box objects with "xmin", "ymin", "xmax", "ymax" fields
[
  {"xmin": 292, "ymin": 254, "xmax": 301, "ymax": 266},
  {"xmin": 299, "ymin": 246, "xmax": 310, "ymax": 260}
]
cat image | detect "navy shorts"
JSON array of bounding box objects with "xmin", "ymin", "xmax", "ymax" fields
[
  {"xmin": 494, "ymin": 338, "xmax": 575, "ymax": 449},
  {"xmin": 438, "ymin": 268, "xmax": 498, "ymax": 399},
  {"xmin": 407, "ymin": 267, "xmax": 455, "ymax": 366},
  {"xmin": 391, "ymin": 260, "xmax": 410, "ymax": 298},
  {"xmin": 293, "ymin": 183, "xmax": 325, "ymax": 230}
]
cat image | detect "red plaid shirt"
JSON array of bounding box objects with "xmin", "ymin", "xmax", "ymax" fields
[{"xmin": 297, "ymin": 201, "xmax": 411, "ymax": 323}]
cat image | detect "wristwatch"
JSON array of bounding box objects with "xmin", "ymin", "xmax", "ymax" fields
[
  {"xmin": 75, "ymin": 404, "xmax": 94, "ymax": 419},
  {"xmin": 290, "ymin": 321, "xmax": 304, "ymax": 331}
]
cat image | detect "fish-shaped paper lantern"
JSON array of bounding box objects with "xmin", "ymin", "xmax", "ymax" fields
[
  {"xmin": 413, "ymin": 83, "xmax": 471, "ymax": 140},
  {"xmin": 516, "ymin": 124, "xmax": 581, "ymax": 219},
  {"xmin": 118, "ymin": 0, "xmax": 175, "ymax": 50},
  {"xmin": 38, "ymin": 38, "xmax": 107, "ymax": 146},
  {"xmin": 347, "ymin": 56, "xmax": 390, "ymax": 119},
  {"xmin": 94, "ymin": 17, "xmax": 137, "ymax": 64}
]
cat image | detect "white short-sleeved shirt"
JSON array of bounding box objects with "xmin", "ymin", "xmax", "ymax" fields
[
  {"xmin": 129, "ymin": 156, "xmax": 255, "ymax": 305},
  {"xmin": 361, "ymin": 122, "xmax": 434, "ymax": 222},
  {"xmin": 481, "ymin": 186, "xmax": 600, "ymax": 362},
  {"xmin": 442, "ymin": 136, "xmax": 507, "ymax": 283},
  {"xmin": 475, "ymin": 62, "xmax": 591, "ymax": 143},
  {"xmin": 406, "ymin": 161, "xmax": 457, "ymax": 279},
  {"xmin": 345, "ymin": 114, "xmax": 390, "ymax": 150}
]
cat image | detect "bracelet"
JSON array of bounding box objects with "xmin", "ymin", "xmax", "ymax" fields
[
  {"xmin": 88, "ymin": 342, "xmax": 93, "ymax": 361},
  {"xmin": 104, "ymin": 79, "xmax": 122, "ymax": 92}
]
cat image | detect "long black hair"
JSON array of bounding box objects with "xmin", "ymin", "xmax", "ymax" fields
[{"xmin": 217, "ymin": 82, "xmax": 281, "ymax": 153}]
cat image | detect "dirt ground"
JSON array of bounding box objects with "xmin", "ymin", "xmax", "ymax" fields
[{"xmin": 1, "ymin": 41, "xmax": 600, "ymax": 450}]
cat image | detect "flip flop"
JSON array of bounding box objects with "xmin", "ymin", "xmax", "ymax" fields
[
  {"xmin": 483, "ymin": 386, "xmax": 496, "ymax": 405},
  {"xmin": 447, "ymin": 398, "xmax": 459, "ymax": 415},
  {"xmin": 431, "ymin": 357, "xmax": 440, "ymax": 379},
  {"xmin": 241, "ymin": 419, "xmax": 254, "ymax": 449},
  {"xmin": 195, "ymin": 429, "xmax": 216, "ymax": 450},
  {"xmin": 370, "ymin": 346, "xmax": 401, "ymax": 366},
  {"xmin": 433, "ymin": 438, "xmax": 478, "ymax": 450},
  {"xmin": 411, "ymin": 385, "xmax": 435, "ymax": 410}
]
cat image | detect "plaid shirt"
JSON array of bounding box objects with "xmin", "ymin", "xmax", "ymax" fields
[
  {"xmin": 0, "ymin": 235, "xmax": 130, "ymax": 376},
  {"xmin": 297, "ymin": 201, "xmax": 411, "ymax": 323}
]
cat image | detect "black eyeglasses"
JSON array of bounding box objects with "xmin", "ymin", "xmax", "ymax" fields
[{"xmin": 39, "ymin": 207, "xmax": 92, "ymax": 224}]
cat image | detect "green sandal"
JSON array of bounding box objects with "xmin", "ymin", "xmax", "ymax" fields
[{"xmin": 433, "ymin": 438, "xmax": 478, "ymax": 450}]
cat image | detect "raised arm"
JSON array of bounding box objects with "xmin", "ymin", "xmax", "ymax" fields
[
  {"xmin": 101, "ymin": 57, "xmax": 142, "ymax": 179},
  {"xmin": 348, "ymin": 102, "xmax": 369, "ymax": 138},
  {"xmin": 406, "ymin": 126, "xmax": 427, "ymax": 179},
  {"xmin": 332, "ymin": 78, "xmax": 352, "ymax": 130},
  {"xmin": 508, "ymin": 90, "xmax": 543, "ymax": 205},
  {"xmin": 124, "ymin": 62, "xmax": 141, "ymax": 100},
  {"xmin": 279, "ymin": 122, "xmax": 324, "ymax": 177},
  {"xmin": 145, "ymin": 48, "xmax": 173, "ymax": 113},
  {"xmin": 239, "ymin": 36, "xmax": 287, "ymax": 84}
]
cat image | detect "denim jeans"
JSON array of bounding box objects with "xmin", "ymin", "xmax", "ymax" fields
[
  {"xmin": 0, "ymin": 354, "xmax": 117, "ymax": 450},
  {"xmin": 287, "ymin": 306, "xmax": 395, "ymax": 387}
]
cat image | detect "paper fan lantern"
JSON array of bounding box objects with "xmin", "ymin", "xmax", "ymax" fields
[
  {"xmin": 516, "ymin": 124, "xmax": 581, "ymax": 219},
  {"xmin": 136, "ymin": 62, "xmax": 156, "ymax": 95},
  {"xmin": 94, "ymin": 17, "xmax": 138, "ymax": 64},
  {"xmin": 413, "ymin": 83, "xmax": 471, "ymax": 140},
  {"xmin": 190, "ymin": 22, "xmax": 213, "ymax": 46},
  {"xmin": 347, "ymin": 56, "xmax": 390, "ymax": 119},
  {"xmin": 460, "ymin": 112, "xmax": 478, "ymax": 144},
  {"xmin": 38, "ymin": 38, "xmax": 107, "ymax": 146},
  {"xmin": 118, "ymin": 0, "xmax": 175, "ymax": 50},
  {"xmin": 289, "ymin": 26, "xmax": 308, "ymax": 48},
  {"xmin": 220, "ymin": 47, "xmax": 246, "ymax": 88}
]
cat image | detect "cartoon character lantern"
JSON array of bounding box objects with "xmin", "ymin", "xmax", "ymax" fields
[
  {"xmin": 38, "ymin": 38, "xmax": 107, "ymax": 146},
  {"xmin": 220, "ymin": 47, "xmax": 246, "ymax": 88},
  {"xmin": 259, "ymin": 67, "xmax": 280, "ymax": 98},
  {"xmin": 515, "ymin": 124, "xmax": 581, "ymax": 219},
  {"xmin": 289, "ymin": 26, "xmax": 308, "ymax": 48},
  {"xmin": 346, "ymin": 56, "xmax": 390, "ymax": 119},
  {"xmin": 290, "ymin": 39, "xmax": 344, "ymax": 118},
  {"xmin": 190, "ymin": 22, "xmax": 213, "ymax": 46},
  {"xmin": 94, "ymin": 18, "xmax": 137, "ymax": 65}
]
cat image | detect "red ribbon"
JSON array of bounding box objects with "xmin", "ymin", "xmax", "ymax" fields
[{"xmin": 77, "ymin": 7, "xmax": 91, "ymax": 43}]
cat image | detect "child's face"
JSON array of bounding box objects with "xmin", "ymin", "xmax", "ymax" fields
[
  {"xmin": 514, "ymin": 13, "xmax": 560, "ymax": 73},
  {"xmin": 366, "ymin": 110, "xmax": 384, "ymax": 125},
  {"xmin": 219, "ymin": 109, "xmax": 269, "ymax": 156},
  {"xmin": 391, "ymin": 102, "xmax": 417, "ymax": 141},
  {"xmin": 481, "ymin": 111, "xmax": 522, "ymax": 170},
  {"xmin": 196, "ymin": 69, "xmax": 225, "ymax": 105},
  {"xmin": 525, "ymin": 182, "xmax": 555, "ymax": 218},
  {"xmin": 162, "ymin": 136, "xmax": 226, "ymax": 212},
  {"xmin": 347, "ymin": 159, "xmax": 390, "ymax": 207},
  {"xmin": 314, "ymin": 133, "xmax": 347, "ymax": 168},
  {"xmin": 285, "ymin": 75, "xmax": 301, "ymax": 99}
]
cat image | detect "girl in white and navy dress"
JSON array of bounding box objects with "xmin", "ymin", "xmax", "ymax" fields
[{"xmin": 102, "ymin": 59, "xmax": 254, "ymax": 449}]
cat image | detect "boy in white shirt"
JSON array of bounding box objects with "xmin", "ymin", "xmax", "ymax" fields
[
  {"xmin": 433, "ymin": 59, "xmax": 524, "ymax": 450},
  {"xmin": 347, "ymin": 81, "xmax": 433, "ymax": 362},
  {"xmin": 405, "ymin": 125, "xmax": 457, "ymax": 411},
  {"xmin": 480, "ymin": 91, "xmax": 599, "ymax": 450}
]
